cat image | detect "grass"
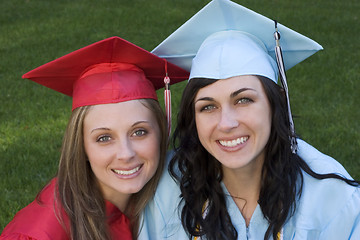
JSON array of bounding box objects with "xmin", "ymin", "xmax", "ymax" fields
[{"xmin": 1, "ymin": 0, "xmax": 359, "ymax": 231}]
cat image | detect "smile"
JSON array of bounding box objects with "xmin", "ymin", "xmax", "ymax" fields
[
  {"xmin": 112, "ymin": 166, "xmax": 141, "ymax": 176},
  {"xmin": 219, "ymin": 136, "xmax": 249, "ymax": 147}
]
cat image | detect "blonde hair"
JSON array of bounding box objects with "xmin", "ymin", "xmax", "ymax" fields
[{"xmin": 56, "ymin": 99, "xmax": 167, "ymax": 239}]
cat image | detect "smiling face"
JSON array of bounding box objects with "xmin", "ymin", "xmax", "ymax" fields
[
  {"xmin": 83, "ymin": 100, "xmax": 161, "ymax": 208},
  {"xmin": 194, "ymin": 75, "xmax": 272, "ymax": 174}
]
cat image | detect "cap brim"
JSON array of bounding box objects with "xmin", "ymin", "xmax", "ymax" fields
[
  {"xmin": 152, "ymin": 0, "xmax": 323, "ymax": 72},
  {"xmin": 23, "ymin": 36, "xmax": 189, "ymax": 96}
]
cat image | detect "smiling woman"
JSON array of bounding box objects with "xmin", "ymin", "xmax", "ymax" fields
[
  {"xmin": 0, "ymin": 37, "xmax": 188, "ymax": 240},
  {"xmin": 194, "ymin": 76, "xmax": 271, "ymax": 175},
  {"xmin": 138, "ymin": 0, "xmax": 360, "ymax": 239},
  {"xmin": 83, "ymin": 100, "xmax": 161, "ymax": 212}
]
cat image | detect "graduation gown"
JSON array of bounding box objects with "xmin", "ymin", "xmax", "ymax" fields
[
  {"xmin": 0, "ymin": 178, "xmax": 132, "ymax": 240},
  {"xmin": 139, "ymin": 139, "xmax": 360, "ymax": 239}
]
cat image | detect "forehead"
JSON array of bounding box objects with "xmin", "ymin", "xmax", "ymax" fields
[
  {"xmin": 195, "ymin": 75, "xmax": 264, "ymax": 99},
  {"xmin": 84, "ymin": 100, "xmax": 156, "ymax": 126}
]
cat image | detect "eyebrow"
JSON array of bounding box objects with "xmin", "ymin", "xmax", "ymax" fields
[
  {"xmin": 195, "ymin": 87, "xmax": 256, "ymax": 103},
  {"xmin": 132, "ymin": 120, "xmax": 149, "ymax": 127},
  {"xmin": 230, "ymin": 87, "xmax": 256, "ymax": 98},
  {"xmin": 91, "ymin": 127, "xmax": 110, "ymax": 134},
  {"xmin": 195, "ymin": 97, "xmax": 214, "ymax": 103},
  {"xmin": 90, "ymin": 121, "xmax": 150, "ymax": 133}
]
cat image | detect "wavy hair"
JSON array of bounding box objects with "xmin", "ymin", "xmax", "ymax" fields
[
  {"xmin": 55, "ymin": 99, "xmax": 167, "ymax": 240},
  {"xmin": 169, "ymin": 77, "xmax": 359, "ymax": 240}
]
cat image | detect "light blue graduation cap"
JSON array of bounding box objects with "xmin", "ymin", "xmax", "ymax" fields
[{"xmin": 152, "ymin": 0, "xmax": 323, "ymax": 153}]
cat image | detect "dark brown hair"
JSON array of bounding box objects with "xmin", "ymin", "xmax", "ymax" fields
[{"xmin": 170, "ymin": 76, "xmax": 359, "ymax": 240}]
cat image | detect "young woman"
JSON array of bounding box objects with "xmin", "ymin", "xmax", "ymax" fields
[
  {"xmin": 171, "ymin": 74, "xmax": 360, "ymax": 239},
  {"xmin": 0, "ymin": 36, "xmax": 188, "ymax": 240},
  {"xmin": 139, "ymin": 1, "xmax": 360, "ymax": 239}
]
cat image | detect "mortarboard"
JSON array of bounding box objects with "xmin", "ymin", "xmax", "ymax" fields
[
  {"xmin": 23, "ymin": 36, "xmax": 189, "ymax": 111},
  {"xmin": 22, "ymin": 36, "xmax": 189, "ymax": 134},
  {"xmin": 152, "ymin": 0, "xmax": 323, "ymax": 152},
  {"xmin": 152, "ymin": 0, "xmax": 322, "ymax": 81}
]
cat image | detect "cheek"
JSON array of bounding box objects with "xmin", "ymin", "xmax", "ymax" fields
[
  {"xmin": 150, "ymin": 144, "xmax": 161, "ymax": 168},
  {"xmin": 195, "ymin": 115, "xmax": 204, "ymax": 138},
  {"xmin": 144, "ymin": 134, "xmax": 161, "ymax": 169},
  {"xmin": 84, "ymin": 138, "xmax": 99, "ymax": 159},
  {"xmin": 83, "ymin": 134, "xmax": 97, "ymax": 160},
  {"xmin": 84, "ymin": 141, "xmax": 95, "ymax": 162},
  {"xmin": 257, "ymin": 107, "xmax": 272, "ymax": 141},
  {"xmin": 86, "ymin": 149, "xmax": 105, "ymax": 170},
  {"xmin": 84, "ymin": 141, "xmax": 113, "ymax": 170},
  {"xmin": 145, "ymin": 145, "xmax": 161, "ymax": 181},
  {"xmin": 195, "ymin": 115, "xmax": 210, "ymax": 148}
]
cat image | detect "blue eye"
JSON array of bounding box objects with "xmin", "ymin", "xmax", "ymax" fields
[
  {"xmin": 201, "ymin": 105, "xmax": 216, "ymax": 112},
  {"xmin": 132, "ymin": 129, "xmax": 147, "ymax": 137},
  {"xmin": 236, "ymin": 98, "xmax": 252, "ymax": 104},
  {"xmin": 96, "ymin": 135, "xmax": 111, "ymax": 142}
]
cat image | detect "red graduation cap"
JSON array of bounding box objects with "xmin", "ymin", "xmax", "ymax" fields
[{"xmin": 22, "ymin": 36, "xmax": 189, "ymax": 110}]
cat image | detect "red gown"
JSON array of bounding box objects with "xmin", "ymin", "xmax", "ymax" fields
[{"xmin": 0, "ymin": 178, "xmax": 132, "ymax": 240}]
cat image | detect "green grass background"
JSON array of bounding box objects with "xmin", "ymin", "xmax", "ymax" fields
[{"xmin": 1, "ymin": 0, "xmax": 359, "ymax": 231}]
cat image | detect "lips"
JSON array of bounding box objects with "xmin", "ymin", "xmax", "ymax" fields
[
  {"xmin": 218, "ymin": 136, "xmax": 249, "ymax": 147},
  {"xmin": 112, "ymin": 165, "xmax": 142, "ymax": 176}
]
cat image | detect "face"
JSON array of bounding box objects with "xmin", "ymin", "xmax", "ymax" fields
[
  {"xmin": 83, "ymin": 100, "xmax": 161, "ymax": 206},
  {"xmin": 194, "ymin": 75, "xmax": 271, "ymax": 174}
]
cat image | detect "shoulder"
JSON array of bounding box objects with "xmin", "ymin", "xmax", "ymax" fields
[
  {"xmin": 291, "ymin": 139, "xmax": 360, "ymax": 237},
  {"xmin": 0, "ymin": 178, "xmax": 69, "ymax": 240},
  {"xmin": 140, "ymin": 151, "xmax": 187, "ymax": 239},
  {"xmin": 289, "ymin": 185, "xmax": 360, "ymax": 238},
  {"xmin": 153, "ymin": 151, "xmax": 182, "ymax": 214},
  {"xmin": 149, "ymin": 150, "xmax": 182, "ymax": 219},
  {"xmin": 105, "ymin": 201, "xmax": 132, "ymax": 239},
  {"xmin": 297, "ymin": 139, "xmax": 351, "ymax": 177}
]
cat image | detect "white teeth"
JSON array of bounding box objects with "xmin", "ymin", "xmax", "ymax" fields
[
  {"xmin": 219, "ymin": 137, "xmax": 248, "ymax": 147},
  {"xmin": 113, "ymin": 166, "xmax": 140, "ymax": 175}
]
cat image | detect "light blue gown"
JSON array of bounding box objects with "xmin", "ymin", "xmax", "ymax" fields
[{"xmin": 139, "ymin": 139, "xmax": 360, "ymax": 239}]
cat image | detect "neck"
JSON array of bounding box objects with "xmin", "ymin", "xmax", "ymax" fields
[
  {"xmin": 222, "ymin": 155, "xmax": 263, "ymax": 197},
  {"xmin": 222, "ymin": 157, "xmax": 264, "ymax": 226},
  {"xmin": 223, "ymin": 167, "xmax": 262, "ymax": 205},
  {"xmin": 104, "ymin": 192, "xmax": 131, "ymax": 214}
]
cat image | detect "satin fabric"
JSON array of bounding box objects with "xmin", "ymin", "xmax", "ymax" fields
[
  {"xmin": 1, "ymin": 178, "xmax": 132, "ymax": 240},
  {"xmin": 22, "ymin": 36, "xmax": 189, "ymax": 111},
  {"xmin": 152, "ymin": 0, "xmax": 323, "ymax": 75}
]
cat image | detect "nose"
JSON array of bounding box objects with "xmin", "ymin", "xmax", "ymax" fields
[
  {"xmin": 116, "ymin": 139, "xmax": 136, "ymax": 162},
  {"xmin": 217, "ymin": 107, "xmax": 239, "ymax": 132}
]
